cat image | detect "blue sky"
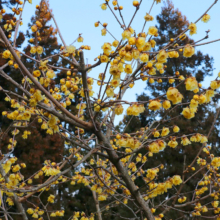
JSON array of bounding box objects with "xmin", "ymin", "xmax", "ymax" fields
[{"xmin": 20, "ymin": 0, "xmax": 220, "ymax": 123}]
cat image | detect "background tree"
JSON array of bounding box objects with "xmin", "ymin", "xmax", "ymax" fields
[
  {"xmin": 0, "ymin": 1, "xmax": 99, "ymax": 218},
  {"xmin": 120, "ymin": 1, "xmax": 220, "ymax": 218}
]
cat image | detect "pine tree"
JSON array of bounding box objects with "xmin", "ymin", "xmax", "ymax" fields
[
  {"xmin": 12, "ymin": 2, "xmax": 96, "ymax": 217},
  {"xmin": 0, "ymin": 0, "xmax": 25, "ymax": 131},
  {"xmin": 120, "ymin": 1, "xmax": 220, "ymax": 218}
]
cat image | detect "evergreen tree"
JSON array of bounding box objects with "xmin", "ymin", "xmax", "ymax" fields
[
  {"xmin": 120, "ymin": 1, "xmax": 220, "ymax": 218},
  {"xmin": 14, "ymin": 1, "xmax": 96, "ymax": 217}
]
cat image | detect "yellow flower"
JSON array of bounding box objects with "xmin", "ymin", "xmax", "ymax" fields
[
  {"xmin": 101, "ymin": 3, "xmax": 107, "ymax": 10},
  {"xmin": 101, "ymin": 28, "xmax": 107, "ymax": 36},
  {"xmin": 124, "ymin": 64, "xmax": 133, "ymax": 74},
  {"xmin": 148, "ymin": 26, "xmax": 158, "ymax": 36},
  {"xmin": 33, "ymin": 70, "xmax": 41, "ymax": 77},
  {"xmin": 161, "ymin": 127, "xmax": 170, "ymax": 137},
  {"xmin": 143, "ymin": 42, "xmax": 151, "ymax": 51},
  {"xmin": 110, "ymin": 79, "xmax": 120, "ymax": 88},
  {"xmin": 150, "ymin": 39, "xmax": 156, "ymax": 48},
  {"xmin": 132, "ymin": 49, "xmax": 140, "ymax": 59},
  {"xmin": 210, "ymin": 80, "xmax": 220, "ymax": 90},
  {"xmin": 183, "ymin": 44, "xmax": 195, "ymax": 58},
  {"xmin": 212, "ymin": 201, "xmax": 219, "ymax": 208},
  {"xmin": 48, "ymin": 194, "xmax": 55, "ymax": 203},
  {"xmin": 37, "ymin": 210, "xmax": 44, "ymax": 216},
  {"xmin": 27, "ymin": 208, "xmax": 34, "ymax": 214},
  {"xmin": 66, "ymin": 45, "xmax": 76, "ymax": 54},
  {"xmin": 2, "ymin": 50, "xmax": 11, "ymax": 59},
  {"xmin": 188, "ymin": 23, "xmax": 197, "ymax": 35},
  {"xmin": 77, "ymin": 36, "xmax": 84, "ymax": 42},
  {"xmin": 128, "ymin": 37, "xmax": 136, "ymax": 45},
  {"xmin": 109, "ymin": 65, "xmax": 120, "ymax": 76},
  {"xmin": 149, "ymin": 141, "xmax": 166, "ymax": 153},
  {"xmin": 100, "ymin": 55, "xmax": 109, "ymax": 63},
  {"xmin": 28, "ymin": 179, "xmax": 32, "ymax": 184},
  {"xmin": 149, "ymin": 78, "xmax": 154, "ymax": 84},
  {"xmin": 198, "ymin": 94, "xmax": 206, "ymax": 104},
  {"xmin": 94, "ymin": 22, "xmax": 99, "ymax": 27},
  {"xmin": 98, "ymin": 195, "xmax": 107, "ymax": 201},
  {"xmin": 128, "ymin": 27, "xmax": 134, "ymax": 34},
  {"xmin": 36, "ymin": 20, "xmax": 42, "ymax": 28},
  {"xmin": 166, "ymin": 87, "xmax": 183, "ymax": 104},
  {"xmin": 185, "ymin": 77, "xmax": 198, "ymax": 91},
  {"xmin": 46, "ymin": 69, "xmax": 55, "ymax": 79},
  {"xmin": 22, "ymin": 111, "xmax": 31, "ymax": 121},
  {"xmin": 155, "ymin": 62, "xmax": 163, "ymax": 70},
  {"xmin": 144, "ymin": 13, "xmax": 154, "ymax": 22},
  {"xmin": 140, "ymin": 53, "xmax": 149, "ymax": 62},
  {"xmin": 94, "ymin": 103, "xmax": 101, "ymax": 112},
  {"xmin": 124, "ymin": 52, "xmax": 132, "ymax": 61},
  {"xmin": 102, "ymin": 42, "xmax": 112, "ymax": 54},
  {"xmin": 2, "ymin": 111, "xmax": 7, "ymax": 116},
  {"xmin": 106, "ymin": 87, "xmax": 114, "ymax": 97},
  {"xmin": 168, "ymin": 51, "xmax": 179, "ymax": 58},
  {"xmin": 127, "ymin": 104, "xmax": 144, "ymax": 116},
  {"xmin": 41, "ymin": 122, "xmax": 48, "ymax": 130},
  {"xmin": 136, "ymin": 37, "xmax": 145, "ymax": 49},
  {"xmin": 201, "ymin": 14, "xmax": 210, "ymax": 23},
  {"xmin": 189, "ymin": 99, "xmax": 198, "ymax": 110},
  {"xmin": 181, "ymin": 136, "xmax": 191, "ymax": 146},
  {"xmin": 172, "ymin": 175, "xmax": 182, "ymax": 185},
  {"xmin": 50, "ymin": 212, "xmax": 56, "ymax": 217},
  {"xmin": 202, "ymin": 206, "xmax": 208, "ymax": 212},
  {"xmin": 211, "ymin": 157, "xmax": 220, "ymax": 168},
  {"xmin": 115, "ymin": 104, "xmax": 124, "ymax": 115},
  {"xmin": 200, "ymin": 135, "xmax": 208, "ymax": 143},
  {"xmin": 122, "ymin": 30, "xmax": 132, "ymax": 40},
  {"xmin": 32, "ymin": 213, "xmax": 38, "ymax": 218},
  {"xmin": 173, "ymin": 126, "xmax": 180, "ymax": 133},
  {"xmin": 157, "ymin": 50, "xmax": 168, "ymax": 63},
  {"xmin": 153, "ymin": 131, "xmax": 160, "ymax": 137},
  {"xmin": 168, "ymin": 140, "xmax": 178, "ymax": 148},
  {"xmin": 31, "ymin": 25, "xmax": 37, "ymax": 32},
  {"xmin": 40, "ymin": 60, "xmax": 48, "ymax": 71},
  {"xmin": 162, "ymin": 100, "xmax": 171, "ymax": 109},
  {"xmin": 178, "ymin": 196, "xmax": 186, "ymax": 203},
  {"xmin": 42, "ymin": 165, "xmax": 60, "ymax": 176},
  {"xmin": 205, "ymin": 89, "xmax": 215, "ymax": 103},
  {"xmin": 36, "ymin": 46, "xmax": 43, "ymax": 54},
  {"xmin": 112, "ymin": 40, "xmax": 119, "ymax": 47},
  {"xmin": 6, "ymin": 197, "xmax": 14, "ymax": 206},
  {"xmin": 182, "ymin": 107, "xmax": 195, "ymax": 119},
  {"xmin": 148, "ymin": 100, "xmax": 161, "ymax": 111}
]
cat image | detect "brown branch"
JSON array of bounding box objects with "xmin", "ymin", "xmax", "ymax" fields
[
  {"xmin": 127, "ymin": 0, "xmax": 143, "ymax": 28},
  {"xmin": 43, "ymin": 0, "xmax": 79, "ymax": 66},
  {"xmin": 94, "ymin": 128, "xmax": 155, "ymax": 220},
  {"xmin": 106, "ymin": 1, "xmax": 124, "ymax": 29},
  {"xmin": 142, "ymin": 0, "xmax": 155, "ymax": 32},
  {"xmin": 13, "ymin": 0, "xmax": 26, "ymax": 46},
  {"xmin": 79, "ymin": 51, "xmax": 97, "ymax": 131},
  {"xmin": 91, "ymin": 190, "xmax": 102, "ymax": 220},
  {"xmin": 117, "ymin": 1, "xmax": 126, "ymax": 28}
]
